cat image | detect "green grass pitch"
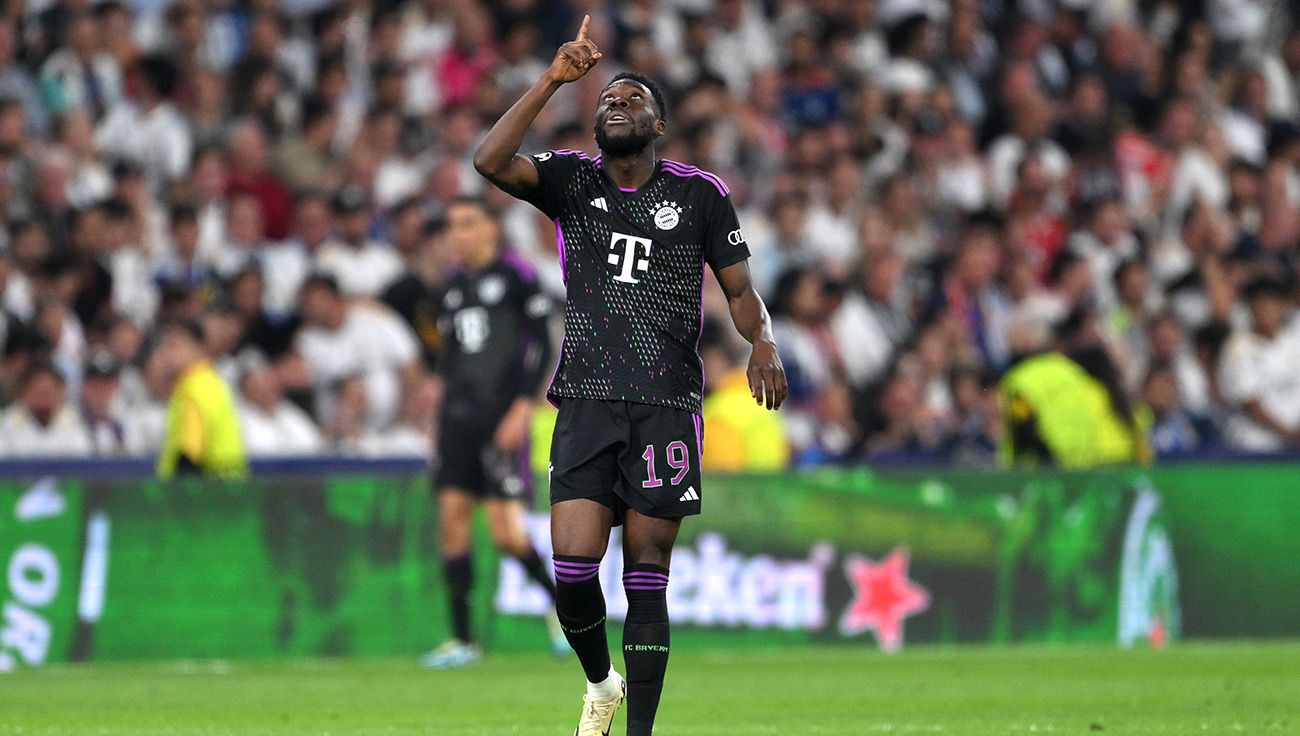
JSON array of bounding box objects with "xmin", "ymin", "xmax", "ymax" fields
[{"xmin": 2, "ymin": 642, "xmax": 1296, "ymax": 734}]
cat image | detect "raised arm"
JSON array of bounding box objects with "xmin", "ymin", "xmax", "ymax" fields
[
  {"xmin": 473, "ymin": 15, "xmax": 602, "ymax": 197},
  {"xmin": 716, "ymin": 260, "xmax": 787, "ymax": 410}
]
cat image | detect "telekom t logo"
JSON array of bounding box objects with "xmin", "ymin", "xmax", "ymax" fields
[{"xmin": 608, "ymin": 232, "xmax": 652, "ymax": 284}]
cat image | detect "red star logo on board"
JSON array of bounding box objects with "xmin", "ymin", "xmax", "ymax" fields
[
  {"xmin": 839, "ymin": 548, "xmax": 930, "ymax": 653},
  {"xmin": 1149, "ymin": 616, "xmax": 1168, "ymax": 649}
]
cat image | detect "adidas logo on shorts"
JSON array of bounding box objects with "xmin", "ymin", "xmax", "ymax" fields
[{"xmin": 679, "ymin": 486, "xmax": 699, "ymax": 502}]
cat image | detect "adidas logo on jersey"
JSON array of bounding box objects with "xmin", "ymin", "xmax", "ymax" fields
[
  {"xmin": 679, "ymin": 486, "xmax": 699, "ymax": 502},
  {"xmin": 590, "ymin": 197, "xmax": 608, "ymax": 212}
]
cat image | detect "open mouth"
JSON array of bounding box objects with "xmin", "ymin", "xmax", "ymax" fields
[{"xmin": 605, "ymin": 112, "xmax": 630, "ymax": 127}]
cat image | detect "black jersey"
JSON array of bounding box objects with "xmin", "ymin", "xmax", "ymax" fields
[
  {"xmin": 438, "ymin": 252, "xmax": 554, "ymax": 423},
  {"xmin": 522, "ymin": 150, "xmax": 750, "ymax": 414}
]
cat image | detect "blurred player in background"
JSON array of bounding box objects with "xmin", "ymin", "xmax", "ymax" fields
[
  {"xmin": 474, "ymin": 17, "xmax": 786, "ymax": 736},
  {"xmin": 422, "ymin": 196, "xmax": 563, "ymax": 669}
]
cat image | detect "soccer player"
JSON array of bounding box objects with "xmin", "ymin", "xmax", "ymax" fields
[
  {"xmin": 422, "ymin": 196, "xmax": 564, "ymax": 669},
  {"xmin": 473, "ymin": 16, "xmax": 787, "ymax": 736}
]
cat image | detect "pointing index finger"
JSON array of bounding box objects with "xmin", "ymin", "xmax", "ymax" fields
[{"xmin": 576, "ymin": 14, "xmax": 590, "ymax": 42}]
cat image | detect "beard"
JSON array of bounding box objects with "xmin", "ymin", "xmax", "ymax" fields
[{"xmin": 594, "ymin": 121, "xmax": 655, "ymax": 157}]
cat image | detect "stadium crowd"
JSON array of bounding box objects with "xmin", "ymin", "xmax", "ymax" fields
[{"xmin": 0, "ymin": 0, "xmax": 1298, "ymax": 468}]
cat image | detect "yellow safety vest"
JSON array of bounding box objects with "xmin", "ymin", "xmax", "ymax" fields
[
  {"xmin": 1000, "ymin": 352, "xmax": 1150, "ymax": 468},
  {"xmin": 157, "ymin": 361, "xmax": 248, "ymax": 479},
  {"xmin": 702, "ymin": 370, "xmax": 790, "ymax": 471}
]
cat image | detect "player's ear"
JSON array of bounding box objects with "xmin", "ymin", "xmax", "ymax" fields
[{"xmin": 654, "ymin": 118, "xmax": 666, "ymax": 137}]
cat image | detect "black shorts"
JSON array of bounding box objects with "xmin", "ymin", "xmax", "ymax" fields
[
  {"xmin": 549, "ymin": 398, "xmax": 703, "ymax": 524},
  {"xmin": 436, "ymin": 418, "xmax": 531, "ymax": 501}
]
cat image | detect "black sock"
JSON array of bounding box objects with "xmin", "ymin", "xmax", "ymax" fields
[
  {"xmin": 444, "ymin": 553, "xmax": 473, "ymax": 644},
  {"xmin": 553, "ymin": 554, "xmax": 611, "ymax": 683},
  {"xmin": 516, "ymin": 547, "xmax": 557, "ymax": 599},
  {"xmin": 622, "ymin": 564, "xmax": 671, "ymax": 736}
]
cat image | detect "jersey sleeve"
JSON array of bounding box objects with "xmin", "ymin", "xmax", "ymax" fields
[
  {"xmin": 521, "ymin": 150, "xmax": 585, "ymax": 219},
  {"xmin": 701, "ymin": 184, "xmax": 751, "ymax": 272},
  {"xmin": 514, "ymin": 269, "xmax": 555, "ymax": 399},
  {"xmin": 435, "ymin": 291, "xmax": 458, "ymax": 379}
]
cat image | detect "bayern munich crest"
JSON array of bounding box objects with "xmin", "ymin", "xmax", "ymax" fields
[{"xmin": 653, "ymin": 200, "xmax": 683, "ymax": 230}]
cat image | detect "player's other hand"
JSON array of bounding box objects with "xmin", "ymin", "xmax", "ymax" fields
[
  {"xmin": 547, "ymin": 15, "xmax": 602, "ymax": 84},
  {"xmin": 494, "ymin": 397, "xmax": 535, "ymax": 453},
  {"xmin": 748, "ymin": 338, "xmax": 787, "ymax": 410}
]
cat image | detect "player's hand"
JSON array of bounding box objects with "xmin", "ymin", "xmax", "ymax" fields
[
  {"xmin": 546, "ymin": 15, "xmax": 602, "ymax": 84},
  {"xmin": 747, "ymin": 338, "xmax": 787, "ymax": 410},
  {"xmin": 494, "ymin": 397, "xmax": 535, "ymax": 453}
]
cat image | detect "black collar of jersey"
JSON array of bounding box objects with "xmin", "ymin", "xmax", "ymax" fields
[{"xmin": 596, "ymin": 158, "xmax": 667, "ymax": 196}]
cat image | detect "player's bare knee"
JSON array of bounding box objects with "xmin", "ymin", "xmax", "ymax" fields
[
  {"xmin": 626, "ymin": 546, "xmax": 672, "ymax": 569},
  {"xmin": 438, "ymin": 514, "xmax": 471, "ymax": 544},
  {"xmin": 623, "ymin": 511, "xmax": 680, "ymax": 568},
  {"xmin": 550, "ymin": 499, "xmax": 615, "ymax": 558},
  {"xmin": 441, "ymin": 531, "xmax": 472, "ymax": 558},
  {"xmin": 488, "ymin": 527, "xmax": 523, "ymax": 555}
]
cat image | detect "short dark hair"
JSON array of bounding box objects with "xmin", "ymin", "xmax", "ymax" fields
[
  {"xmin": 92, "ymin": 1, "xmax": 128, "ymax": 20},
  {"xmin": 299, "ymin": 94, "xmax": 334, "ymax": 132},
  {"xmin": 138, "ymin": 54, "xmax": 180, "ymax": 100},
  {"xmin": 169, "ymin": 201, "xmax": 199, "ymax": 227},
  {"xmin": 101, "ymin": 197, "xmax": 133, "ymax": 222},
  {"xmin": 17, "ymin": 358, "xmax": 64, "ymax": 392},
  {"xmin": 447, "ymin": 195, "xmax": 495, "ymax": 219},
  {"xmin": 1243, "ymin": 276, "xmax": 1290, "ymax": 302},
  {"xmin": 162, "ymin": 318, "xmax": 205, "ymax": 345},
  {"xmin": 1112, "ymin": 258, "xmax": 1145, "ymax": 290},
  {"xmin": 604, "ymin": 71, "xmax": 669, "ymax": 122},
  {"xmin": 302, "ymin": 272, "xmax": 342, "ymax": 296}
]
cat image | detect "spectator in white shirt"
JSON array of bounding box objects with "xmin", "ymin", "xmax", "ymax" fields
[
  {"xmin": 313, "ymin": 185, "xmax": 404, "ymax": 297},
  {"xmin": 1218, "ymin": 278, "xmax": 1300, "ymax": 451},
  {"xmin": 283, "ymin": 274, "xmax": 421, "ymax": 431},
  {"xmin": 237, "ymin": 364, "xmax": 323, "ymax": 457},
  {"xmin": 365, "ymin": 105, "xmax": 423, "ymax": 207},
  {"xmin": 30, "ymin": 297, "xmax": 85, "ymax": 401},
  {"xmin": 804, "ymin": 159, "xmax": 862, "ymax": 269},
  {"xmin": 153, "ymin": 202, "xmax": 215, "ymax": 295},
  {"xmin": 95, "ymin": 55, "xmax": 192, "ymax": 193},
  {"xmin": 986, "ymin": 94, "xmax": 1070, "ymax": 209},
  {"xmin": 749, "ymin": 191, "xmax": 816, "ymax": 298},
  {"xmin": 38, "ymin": 13, "xmax": 122, "ymax": 119},
  {"xmin": 1069, "ymin": 198, "xmax": 1141, "ymax": 311},
  {"xmin": 209, "ymin": 191, "xmax": 269, "ymax": 279},
  {"xmin": 706, "ymin": 0, "xmax": 777, "ymax": 96},
  {"xmin": 0, "ymin": 360, "xmax": 92, "ymax": 457},
  {"xmin": 101, "ymin": 200, "xmax": 159, "ymax": 327},
  {"xmin": 186, "ymin": 146, "xmax": 229, "ymax": 266},
  {"xmin": 1148, "ymin": 314, "xmax": 1212, "ymax": 417},
  {"xmin": 331, "ymin": 374, "xmax": 437, "ymax": 458},
  {"xmin": 56, "ymin": 108, "xmax": 112, "ymax": 207},
  {"xmin": 323, "ymin": 376, "xmax": 377, "ymax": 454},
  {"xmin": 80, "ymin": 351, "xmax": 146, "ymax": 456},
  {"xmin": 831, "ymin": 250, "xmax": 912, "ymax": 390},
  {"xmin": 260, "ymin": 193, "xmax": 332, "ymax": 319}
]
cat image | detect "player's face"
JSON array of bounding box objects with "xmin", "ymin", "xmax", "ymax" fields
[
  {"xmin": 594, "ymin": 80, "xmax": 662, "ymax": 156},
  {"xmin": 446, "ymin": 203, "xmax": 498, "ymax": 263}
]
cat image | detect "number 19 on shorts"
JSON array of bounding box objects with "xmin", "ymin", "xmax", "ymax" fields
[{"xmin": 641, "ymin": 442, "xmax": 690, "ymax": 488}]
